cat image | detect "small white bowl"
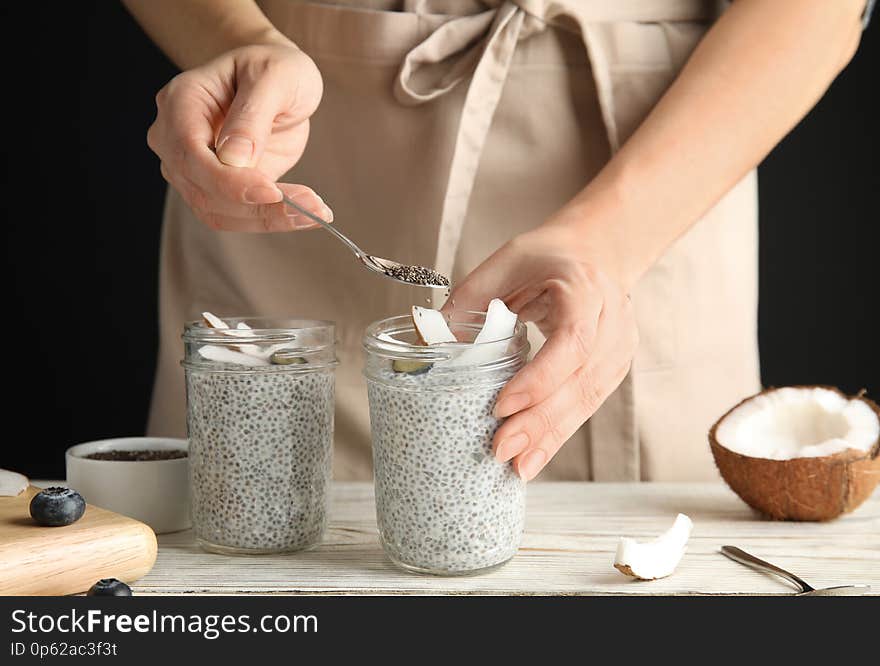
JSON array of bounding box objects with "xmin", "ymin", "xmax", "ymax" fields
[{"xmin": 66, "ymin": 437, "xmax": 190, "ymax": 534}]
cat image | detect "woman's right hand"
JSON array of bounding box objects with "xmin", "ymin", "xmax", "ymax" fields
[{"xmin": 147, "ymin": 42, "xmax": 332, "ymax": 232}]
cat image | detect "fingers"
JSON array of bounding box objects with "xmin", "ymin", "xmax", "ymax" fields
[
  {"xmin": 493, "ymin": 313, "xmax": 601, "ymax": 419},
  {"xmin": 493, "ymin": 292, "xmax": 637, "ymax": 481},
  {"xmin": 277, "ymin": 183, "xmax": 333, "ymax": 229},
  {"xmin": 495, "ymin": 269, "xmax": 631, "ymax": 419},
  {"xmin": 494, "ymin": 354, "xmax": 632, "ymax": 482},
  {"xmin": 147, "ymin": 48, "xmax": 326, "ymax": 234},
  {"xmin": 216, "ymin": 49, "xmax": 321, "ymax": 170},
  {"xmin": 440, "ymin": 242, "xmax": 520, "ymax": 316},
  {"xmin": 160, "ymin": 161, "xmax": 330, "ymax": 232}
]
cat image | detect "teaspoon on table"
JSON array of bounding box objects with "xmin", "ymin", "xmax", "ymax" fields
[
  {"xmin": 282, "ymin": 195, "xmax": 450, "ymax": 289},
  {"xmin": 721, "ymin": 545, "xmax": 871, "ymax": 596}
]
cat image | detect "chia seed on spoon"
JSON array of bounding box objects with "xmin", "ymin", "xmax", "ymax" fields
[{"xmin": 384, "ymin": 264, "xmax": 450, "ymax": 287}]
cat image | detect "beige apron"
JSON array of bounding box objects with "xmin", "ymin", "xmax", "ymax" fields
[{"xmin": 147, "ymin": 0, "xmax": 761, "ymax": 481}]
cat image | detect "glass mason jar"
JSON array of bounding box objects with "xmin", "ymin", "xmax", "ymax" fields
[
  {"xmin": 363, "ymin": 311, "xmax": 530, "ymax": 575},
  {"xmin": 182, "ymin": 317, "xmax": 336, "ymax": 554}
]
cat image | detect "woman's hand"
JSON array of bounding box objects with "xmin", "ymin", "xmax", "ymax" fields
[
  {"xmin": 442, "ymin": 224, "xmax": 639, "ymax": 481},
  {"xmin": 147, "ymin": 43, "xmax": 331, "ymax": 232}
]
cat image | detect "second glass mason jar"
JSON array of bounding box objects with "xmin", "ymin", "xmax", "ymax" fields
[
  {"xmin": 363, "ymin": 311, "xmax": 530, "ymax": 575},
  {"xmin": 182, "ymin": 317, "xmax": 336, "ymax": 554}
]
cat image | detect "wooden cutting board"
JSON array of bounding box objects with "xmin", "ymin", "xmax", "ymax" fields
[{"xmin": 0, "ymin": 486, "xmax": 157, "ymax": 595}]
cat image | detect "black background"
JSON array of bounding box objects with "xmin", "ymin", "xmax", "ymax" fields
[{"xmin": 1, "ymin": 3, "xmax": 878, "ymax": 478}]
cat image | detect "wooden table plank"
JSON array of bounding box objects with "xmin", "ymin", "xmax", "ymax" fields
[{"xmin": 134, "ymin": 482, "xmax": 880, "ymax": 596}]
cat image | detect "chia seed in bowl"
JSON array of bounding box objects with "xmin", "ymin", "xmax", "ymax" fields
[{"xmin": 84, "ymin": 450, "xmax": 187, "ymax": 462}]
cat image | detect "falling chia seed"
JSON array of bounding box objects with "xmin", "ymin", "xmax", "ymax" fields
[{"xmin": 384, "ymin": 264, "xmax": 450, "ymax": 287}]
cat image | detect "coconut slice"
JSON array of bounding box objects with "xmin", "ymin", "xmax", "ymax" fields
[
  {"xmin": 198, "ymin": 344, "xmax": 270, "ymax": 367},
  {"xmin": 201, "ymin": 311, "xmax": 229, "ymax": 330},
  {"xmin": 443, "ymin": 298, "xmax": 518, "ymax": 367},
  {"xmin": 411, "ymin": 306, "xmax": 457, "ymax": 345},
  {"xmin": 709, "ymin": 386, "xmax": 880, "ymax": 521},
  {"xmin": 200, "ymin": 312, "xmax": 263, "ymax": 355},
  {"xmin": 614, "ymin": 514, "xmax": 693, "ymax": 581},
  {"xmin": 200, "ymin": 312, "xmax": 299, "ymax": 360},
  {"xmin": 0, "ymin": 469, "xmax": 29, "ymax": 497}
]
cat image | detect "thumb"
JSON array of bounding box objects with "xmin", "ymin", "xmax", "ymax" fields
[
  {"xmin": 440, "ymin": 267, "xmax": 499, "ymax": 317},
  {"xmin": 441, "ymin": 243, "xmax": 525, "ymax": 316},
  {"xmin": 216, "ymin": 76, "xmax": 284, "ymax": 168}
]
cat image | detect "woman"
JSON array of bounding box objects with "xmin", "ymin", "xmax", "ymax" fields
[{"xmin": 126, "ymin": 0, "xmax": 872, "ymax": 482}]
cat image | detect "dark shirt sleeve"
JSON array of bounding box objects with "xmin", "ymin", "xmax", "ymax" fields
[{"xmin": 865, "ymin": 0, "xmax": 876, "ymax": 29}]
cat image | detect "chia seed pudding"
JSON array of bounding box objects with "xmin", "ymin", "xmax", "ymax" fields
[
  {"xmin": 363, "ymin": 313, "xmax": 529, "ymax": 575},
  {"xmin": 182, "ymin": 317, "xmax": 336, "ymax": 554}
]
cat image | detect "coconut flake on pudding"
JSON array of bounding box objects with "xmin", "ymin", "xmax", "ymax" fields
[
  {"xmin": 441, "ymin": 298, "xmax": 518, "ymax": 367},
  {"xmin": 715, "ymin": 387, "xmax": 879, "ymax": 460},
  {"xmin": 198, "ymin": 312, "xmax": 300, "ymax": 363},
  {"xmin": 411, "ymin": 306, "xmax": 457, "ymax": 345},
  {"xmin": 400, "ymin": 299, "xmax": 519, "ymax": 369}
]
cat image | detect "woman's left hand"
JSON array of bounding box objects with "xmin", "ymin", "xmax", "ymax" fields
[{"xmin": 442, "ymin": 223, "xmax": 639, "ymax": 481}]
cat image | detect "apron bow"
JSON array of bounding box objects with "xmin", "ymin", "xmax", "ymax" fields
[{"xmin": 394, "ymin": 1, "xmax": 548, "ymax": 106}]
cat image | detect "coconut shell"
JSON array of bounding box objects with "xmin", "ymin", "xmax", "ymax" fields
[{"xmin": 708, "ymin": 386, "xmax": 880, "ymax": 521}]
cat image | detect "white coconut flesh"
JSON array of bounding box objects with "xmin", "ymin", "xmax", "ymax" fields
[
  {"xmin": 715, "ymin": 387, "xmax": 879, "ymax": 460},
  {"xmin": 201, "ymin": 311, "xmax": 229, "ymax": 330},
  {"xmin": 411, "ymin": 306, "xmax": 457, "ymax": 345},
  {"xmin": 614, "ymin": 514, "xmax": 693, "ymax": 581},
  {"xmin": 0, "ymin": 469, "xmax": 29, "ymax": 497},
  {"xmin": 199, "ymin": 312, "xmax": 299, "ymax": 362},
  {"xmin": 441, "ymin": 298, "xmax": 518, "ymax": 367},
  {"xmin": 198, "ymin": 344, "xmax": 270, "ymax": 367}
]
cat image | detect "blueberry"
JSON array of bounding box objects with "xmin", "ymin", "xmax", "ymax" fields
[
  {"xmin": 29, "ymin": 487, "xmax": 86, "ymax": 527},
  {"xmin": 87, "ymin": 578, "xmax": 132, "ymax": 597}
]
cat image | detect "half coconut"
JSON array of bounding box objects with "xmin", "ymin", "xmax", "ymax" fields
[{"xmin": 709, "ymin": 386, "xmax": 880, "ymax": 521}]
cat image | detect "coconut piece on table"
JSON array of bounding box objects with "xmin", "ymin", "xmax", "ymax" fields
[
  {"xmin": 442, "ymin": 298, "xmax": 517, "ymax": 367},
  {"xmin": 614, "ymin": 513, "xmax": 693, "ymax": 581},
  {"xmin": 709, "ymin": 385, "xmax": 880, "ymax": 521},
  {"xmin": 0, "ymin": 469, "xmax": 29, "ymax": 497}
]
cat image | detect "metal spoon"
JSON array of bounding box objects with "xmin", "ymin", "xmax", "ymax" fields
[
  {"xmin": 721, "ymin": 546, "xmax": 871, "ymax": 596},
  {"xmin": 282, "ymin": 195, "xmax": 449, "ymax": 289}
]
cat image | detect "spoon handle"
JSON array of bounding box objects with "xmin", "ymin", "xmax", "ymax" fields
[
  {"xmin": 720, "ymin": 546, "xmax": 814, "ymax": 593},
  {"xmin": 282, "ymin": 195, "xmax": 364, "ymax": 259}
]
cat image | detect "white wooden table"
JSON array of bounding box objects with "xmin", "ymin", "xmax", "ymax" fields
[{"xmin": 133, "ymin": 482, "xmax": 879, "ymax": 596}]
